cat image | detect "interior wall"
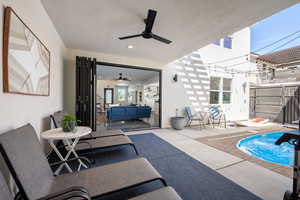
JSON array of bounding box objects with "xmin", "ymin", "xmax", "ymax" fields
[{"xmin": 0, "ymin": 0, "xmax": 66, "ymax": 136}]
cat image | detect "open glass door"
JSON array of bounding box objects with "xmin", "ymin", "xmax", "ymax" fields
[
  {"xmin": 75, "ymin": 56, "xmax": 97, "ymax": 131},
  {"xmin": 96, "ymin": 62, "xmax": 161, "ymax": 132}
]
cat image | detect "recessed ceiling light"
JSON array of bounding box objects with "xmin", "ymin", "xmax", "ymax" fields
[{"xmin": 127, "ymin": 45, "xmax": 133, "ymax": 49}]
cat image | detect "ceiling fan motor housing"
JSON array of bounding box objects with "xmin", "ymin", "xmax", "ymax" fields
[{"xmin": 142, "ymin": 32, "xmax": 152, "ymax": 39}]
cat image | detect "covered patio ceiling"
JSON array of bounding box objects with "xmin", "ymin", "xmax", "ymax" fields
[{"xmin": 41, "ymin": 0, "xmax": 299, "ymax": 64}]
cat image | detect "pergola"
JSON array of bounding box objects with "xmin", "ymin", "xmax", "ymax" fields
[{"xmin": 257, "ymin": 45, "xmax": 300, "ymax": 68}]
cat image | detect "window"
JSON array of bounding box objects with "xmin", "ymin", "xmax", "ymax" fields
[
  {"xmin": 209, "ymin": 77, "xmax": 232, "ymax": 104},
  {"xmin": 213, "ymin": 40, "xmax": 220, "ymax": 46},
  {"xmin": 222, "ymin": 78, "xmax": 232, "ymax": 104},
  {"xmin": 209, "ymin": 77, "xmax": 221, "ymax": 104},
  {"xmin": 117, "ymin": 87, "xmax": 126, "ymax": 102},
  {"xmin": 223, "ymin": 37, "xmax": 232, "ymax": 49}
]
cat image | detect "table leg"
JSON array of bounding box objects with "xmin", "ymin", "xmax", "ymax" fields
[
  {"xmin": 49, "ymin": 140, "xmax": 73, "ymax": 175},
  {"xmin": 65, "ymin": 138, "xmax": 89, "ymax": 171}
]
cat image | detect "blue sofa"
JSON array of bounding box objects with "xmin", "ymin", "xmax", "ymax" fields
[{"xmin": 107, "ymin": 106, "xmax": 152, "ymax": 121}]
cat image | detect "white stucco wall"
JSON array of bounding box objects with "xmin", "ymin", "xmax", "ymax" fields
[
  {"xmin": 0, "ymin": 0, "xmax": 66, "ymax": 136},
  {"xmin": 162, "ymin": 28, "xmax": 251, "ymax": 126}
]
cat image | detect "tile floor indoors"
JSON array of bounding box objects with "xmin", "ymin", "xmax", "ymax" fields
[{"xmin": 125, "ymin": 125, "xmax": 292, "ymax": 200}]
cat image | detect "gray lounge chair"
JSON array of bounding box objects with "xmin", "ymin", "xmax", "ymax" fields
[
  {"xmin": 51, "ymin": 110, "xmax": 124, "ymax": 139},
  {"xmin": 50, "ymin": 111, "xmax": 138, "ymax": 155},
  {"xmin": 0, "ymin": 165, "xmax": 181, "ymax": 200},
  {"xmin": 0, "ymin": 124, "xmax": 167, "ymax": 200},
  {"xmin": 0, "ymin": 168, "xmax": 91, "ymax": 200}
]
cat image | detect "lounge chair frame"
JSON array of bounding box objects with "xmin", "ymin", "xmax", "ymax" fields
[
  {"xmin": 50, "ymin": 114, "xmax": 139, "ymax": 156},
  {"xmin": 50, "ymin": 115, "xmax": 124, "ymax": 139}
]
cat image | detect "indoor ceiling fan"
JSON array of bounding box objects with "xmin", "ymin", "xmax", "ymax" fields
[
  {"xmin": 119, "ymin": 9, "xmax": 172, "ymax": 44},
  {"xmin": 115, "ymin": 73, "xmax": 131, "ymax": 81}
]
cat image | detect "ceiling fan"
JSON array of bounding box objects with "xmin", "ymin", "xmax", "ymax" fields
[
  {"xmin": 119, "ymin": 9, "xmax": 172, "ymax": 44},
  {"xmin": 115, "ymin": 73, "xmax": 131, "ymax": 81}
]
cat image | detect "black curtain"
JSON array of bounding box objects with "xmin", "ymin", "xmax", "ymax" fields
[{"xmin": 76, "ymin": 56, "xmax": 97, "ymax": 131}]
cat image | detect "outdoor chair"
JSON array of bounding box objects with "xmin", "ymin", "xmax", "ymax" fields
[
  {"xmin": 50, "ymin": 111, "xmax": 138, "ymax": 156},
  {"xmin": 0, "ymin": 124, "xmax": 169, "ymax": 200},
  {"xmin": 185, "ymin": 107, "xmax": 205, "ymax": 129},
  {"xmin": 208, "ymin": 106, "xmax": 226, "ymax": 128}
]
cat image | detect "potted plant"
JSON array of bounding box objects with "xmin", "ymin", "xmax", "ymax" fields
[
  {"xmin": 62, "ymin": 114, "xmax": 80, "ymax": 132},
  {"xmin": 170, "ymin": 109, "xmax": 186, "ymax": 130}
]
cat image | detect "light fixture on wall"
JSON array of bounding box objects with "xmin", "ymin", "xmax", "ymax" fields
[
  {"xmin": 173, "ymin": 73, "xmax": 178, "ymax": 82},
  {"xmin": 127, "ymin": 45, "xmax": 133, "ymax": 49},
  {"xmin": 242, "ymin": 82, "xmax": 247, "ymax": 93}
]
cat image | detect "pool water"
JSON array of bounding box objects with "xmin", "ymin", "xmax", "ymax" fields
[{"xmin": 237, "ymin": 132, "xmax": 295, "ymax": 166}]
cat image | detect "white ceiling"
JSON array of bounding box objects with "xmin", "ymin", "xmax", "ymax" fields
[
  {"xmin": 41, "ymin": 0, "xmax": 299, "ymax": 64},
  {"xmin": 97, "ymin": 64, "xmax": 158, "ymax": 82}
]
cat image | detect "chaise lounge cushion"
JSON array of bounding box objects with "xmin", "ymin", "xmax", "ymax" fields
[
  {"xmin": 75, "ymin": 135, "xmax": 133, "ymax": 151},
  {"xmin": 129, "ymin": 187, "xmax": 182, "ymax": 200},
  {"xmin": 53, "ymin": 158, "xmax": 161, "ymax": 197},
  {"xmin": 0, "ymin": 124, "xmax": 55, "ymax": 200},
  {"xmin": 0, "ymin": 170, "xmax": 13, "ymax": 200},
  {"xmin": 0, "ymin": 124, "xmax": 162, "ymax": 199}
]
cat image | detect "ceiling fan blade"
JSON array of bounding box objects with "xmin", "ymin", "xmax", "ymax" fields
[
  {"xmin": 152, "ymin": 34, "xmax": 172, "ymax": 44},
  {"xmin": 119, "ymin": 34, "xmax": 142, "ymax": 40},
  {"xmin": 145, "ymin": 9, "xmax": 157, "ymax": 33}
]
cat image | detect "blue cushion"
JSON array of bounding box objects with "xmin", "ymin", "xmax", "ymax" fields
[{"xmin": 107, "ymin": 106, "xmax": 152, "ymax": 121}]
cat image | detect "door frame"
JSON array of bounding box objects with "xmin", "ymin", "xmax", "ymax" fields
[
  {"xmin": 97, "ymin": 61, "xmax": 162, "ymax": 128},
  {"xmin": 104, "ymin": 88, "xmax": 114, "ymax": 105}
]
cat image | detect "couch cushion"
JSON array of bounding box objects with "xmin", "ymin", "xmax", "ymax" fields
[{"xmin": 107, "ymin": 106, "xmax": 151, "ymax": 121}]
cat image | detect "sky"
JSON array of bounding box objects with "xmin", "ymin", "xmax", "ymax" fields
[{"xmin": 251, "ymin": 3, "xmax": 300, "ymax": 55}]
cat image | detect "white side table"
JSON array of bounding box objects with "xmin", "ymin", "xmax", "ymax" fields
[{"xmin": 41, "ymin": 126, "xmax": 91, "ymax": 175}]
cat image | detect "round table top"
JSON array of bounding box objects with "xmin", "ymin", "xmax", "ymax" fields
[{"xmin": 41, "ymin": 126, "xmax": 91, "ymax": 140}]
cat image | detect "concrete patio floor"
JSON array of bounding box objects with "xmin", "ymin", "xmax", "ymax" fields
[{"xmin": 126, "ymin": 126, "xmax": 292, "ymax": 200}]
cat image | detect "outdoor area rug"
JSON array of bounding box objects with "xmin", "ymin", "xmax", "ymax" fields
[{"xmin": 80, "ymin": 133, "xmax": 261, "ymax": 200}]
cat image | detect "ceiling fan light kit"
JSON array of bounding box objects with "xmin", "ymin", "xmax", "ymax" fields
[
  {"xmin": 119, "ymin": 9, "xmax": 172, "ymax": 44},
  {"xmin": 116, "ymin": 73, "xmax": 131, "ymax": 82}
]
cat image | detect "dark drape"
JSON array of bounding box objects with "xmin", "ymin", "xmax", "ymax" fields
[{"xmin": 76, "ymin": 56, "xmax": 97, "ymax": 131}]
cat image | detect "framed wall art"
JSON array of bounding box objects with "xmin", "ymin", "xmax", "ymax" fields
[{"xmin": 3, "ymin": 7, "xmax": 50, "ymax": 96}]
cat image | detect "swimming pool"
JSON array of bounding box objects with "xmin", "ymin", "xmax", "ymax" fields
[{"xmin": 237, "ymin": 131, "xmax": 295, "ymax": 166}]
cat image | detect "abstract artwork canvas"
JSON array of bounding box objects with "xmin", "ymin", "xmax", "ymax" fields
[{"xmin": 3, "ymin": 7, "xmax": 50, "ymax": 96}]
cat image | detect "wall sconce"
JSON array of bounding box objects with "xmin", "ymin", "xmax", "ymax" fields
[
  {"xmin": 242, "ymin": 82, "xmax": 247, "ymax": 93},
  {"xmin": 173, "ymin": 74, "xmax": 178, "ymax": 82}
]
